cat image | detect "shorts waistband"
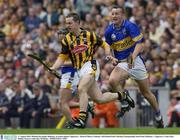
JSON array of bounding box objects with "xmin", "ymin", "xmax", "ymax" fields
[
  {"xmin": 61, "ymin": 66, "xmax": 77, "ymax": 74},
  {"xmin": 118, "ymin": 55, "xmax": 139, "ymax": 63}
]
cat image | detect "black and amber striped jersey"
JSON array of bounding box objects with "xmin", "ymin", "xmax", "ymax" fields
[{"xmin": 58, "ymin": 29, "xmax": 106, "ymax": 69}]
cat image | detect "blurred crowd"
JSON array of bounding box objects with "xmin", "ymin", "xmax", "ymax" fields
[{"xmin": 0, "ymin": 0, "xmax": 179, "ymax": 128}]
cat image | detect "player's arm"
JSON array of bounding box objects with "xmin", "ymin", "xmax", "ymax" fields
[
  {"xmin": 127, "ymin": 22, "xmax": 144, "ymax": 64},
  {"xmin": 93, "ymin": 32, "xmax": 112, "ymax": 56},
  {"xmin": 132, "ymin": 42, "xmax": 144, "ymax": 60},
  {"xmin": 51, "ymin": 56, "xmax": 65, "ymax": 70},
  {"xmin": 101, "ymin": 41, "xmax": 111, "ymax": 56},
  {"xmin": 51, "ymin": 40, "xmax": 69, "ymax": 70},
  {"xmin": 131, "ymin": 31, "xmax": 144, "ymax": 60},
  {"xmin": 102, "ymin": 41, "xmax": 118, "ymax": 65},
  {"xmin": 94, "ymin": 32, "xmax": 118, "ymax": 64}
]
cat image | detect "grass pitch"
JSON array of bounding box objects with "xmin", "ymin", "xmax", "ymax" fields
[{"xmin": 0, "ymin": 128, "xmax": 180, "ymax": 134}]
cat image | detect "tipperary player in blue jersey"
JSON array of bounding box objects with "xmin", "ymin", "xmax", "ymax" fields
[{"xmin": 105, "ymin": 6, "xmax": 164, "ymax": 128}]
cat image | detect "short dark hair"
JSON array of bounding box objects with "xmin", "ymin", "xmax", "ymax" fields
[
  {"xmin": 111, "ymin": 5, "xmax": 125, "ymax": 13},
  {"xmin": 57, "ymin": 28, "xmax": 69, "ymax": 35},
  {"xmin": 66, "ymin": 13, "xmax": 80, "ymax": 23}
]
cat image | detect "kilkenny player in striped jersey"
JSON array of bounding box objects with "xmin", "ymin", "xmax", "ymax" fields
[{"xmin": 51, "ymin": 13, "xmax": 135, "ymax": 128}]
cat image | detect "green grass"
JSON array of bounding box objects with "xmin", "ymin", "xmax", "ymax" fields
[{"xmin": 0, "ymin": 128, "xmax": 180, "ymax": 134}]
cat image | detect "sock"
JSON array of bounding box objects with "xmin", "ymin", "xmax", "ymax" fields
[
  {"xmin": 154, "ymin": 110, "xmax": 162, "ymax": 121},
  {"xmin": 117, "ymin": 91, "xmax": 126, "ymax": 101},
  {"xmin": 79, "ymin": 111, "xmax": 87, "ymax": 121}
]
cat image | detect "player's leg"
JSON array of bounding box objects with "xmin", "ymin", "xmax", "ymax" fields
[
  {"xmin": 65, "ymin": 74, "xmax": 94, "ymax": 129},
  {"xmin": 136, "ymin": 79, "xmax": 159, "ymax": 111},
  {"xmin": 67, "ymin": 60, "xmax": 130, "ymax": 128},
  {"xmin": 68, "ymin": 100, "xmax": 79, "ymax": 108},
  {"xmin": 136, "ymin": 79, "xmax": 164, "ymax": 128},
  {"xmin": 88, "ymin": 81, "xmax": 119, "ymax": 104},
  {"xmin": 109, "ymin": 66, "xmax": 135, "ymax": 116},
  {"xmin": 109, "ymin": 66, "xmax": 129, "ymax": 92},
  {"xmin": 87, "ymin": 81, "xmax": 134, "ymax": 109},
  {"xmin": 59, "ymin": 70, "xmax": 78, "ymax": 121},
  {"xmin": 76, "ymin": 74, "xmax": 94, "ymax": 123},
  {"xmin": 66, "ymin": 60, "xmax": 101, "ymax": 128},
  {"xmin": 69, "ymin": 78, "xmax": 123, "ymax": 129},
  {"xmin": 109, "ymin": 65, "xmax": 135, "ymax": 108},
  {"xmin": 132, "ymin": 56, "xmax": 164, "ymax": 128},
  {"xmin": 59, "ymin": 88, "xmax": 74, "ymax": 121}
]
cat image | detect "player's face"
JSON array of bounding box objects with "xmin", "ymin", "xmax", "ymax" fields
[
  {"xmin": 66, "ymin": 17, "xmax": 79, "ymax": 33},
  {"xmin": 111, "ymin": 8, "xmax": 124, "ymax": 26}
]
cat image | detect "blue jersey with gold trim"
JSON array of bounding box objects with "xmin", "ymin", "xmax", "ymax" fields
[{"xmin": 105, "ymin": 20, "xmax": 144, "ymax": 60}]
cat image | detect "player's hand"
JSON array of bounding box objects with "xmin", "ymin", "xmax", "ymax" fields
[
  {"xmin": 106, "ymin": 55, "xmax": 119, "ymax": 66},
  {"xmin": 50, "ymin": 67, "xmax": 56, "ymax": 73},
  {"xmin": 49, "ymin": 67, "xmax": 56, "ymax": 72},
  {"xmin": 49, "ymin": 67, "xmax": 61, "ymax": 78},
  {"xmin": 50, "ymin": 66, "xmax": 54, "ymax": 70},
  {"xmin": 51, "ymin": 69, "xmax": 58, "ymax": 75}
]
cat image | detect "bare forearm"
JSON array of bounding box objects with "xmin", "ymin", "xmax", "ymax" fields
[
  {"xmin": 51, "ymin": 58, "xmax": 65, "ymax": 70},
  {"xmin": 132, "ymin": 43, "xmax": 144, "ymax": 59}
]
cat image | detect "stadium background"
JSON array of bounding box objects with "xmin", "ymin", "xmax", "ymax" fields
[{"xmin": 0, "ymin": 0, "xmax": 179, "ymax": 130}]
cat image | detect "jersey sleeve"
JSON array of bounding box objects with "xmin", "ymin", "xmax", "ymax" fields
[
  {"xmin": 126, "ymin": 22, "xmax": 144, "ymax": 43},
  {"xmin": 104, "ymin": 28, "xmax": 112, "ymax": 45},
  {"xmin": 58, "ymin": 39, "xmax": 69, "ymax": 60},
  {"xmin": 92, "ymin": 32, "xmax": 103, "ymax": 46}
]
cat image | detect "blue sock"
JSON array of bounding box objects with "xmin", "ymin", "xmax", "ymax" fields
[{"xmin": 154, "ymin": 110, "xmax": 162, "ymax": 120}]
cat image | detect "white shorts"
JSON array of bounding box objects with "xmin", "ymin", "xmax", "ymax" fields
[
  {"xmin": 59, "ymin": 67, "xmax": 79, "ymax": 92},
  {"xmin": 117, "ymin": 56, "xmax": 148, "ymax": 80},
  {"xmin": 77, "ymin": 60, "xmax": 100, "ymax": 81}
]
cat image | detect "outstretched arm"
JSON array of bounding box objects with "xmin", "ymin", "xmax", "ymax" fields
[
  {"xmin": 94, "ymin": 31, "xmax": 118, "ymax": 65},
  {"xmin": 101, "ymin": 41, "xmax": 118, "ymax": 65},
  {"xmin": 51, "ymin": 38, "xmax": 69, "ymax": 70},
  {"xmin": 101, "ymin": 41, "xmax": 111, "ymax": 56},
  {"xmin": 51, "ymin": 55, "xmax": 66, "ymax": 70}
]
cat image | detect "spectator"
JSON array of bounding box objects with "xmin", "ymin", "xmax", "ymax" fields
[
  {"xmin": 24, "ymin": 7, "xmax": 41, "ymax": 32},
  {"xmin": 5, "ymin": 81, "xmax": 33, "ymax": 128},
  {"xmin": 0, "ymin": 83, "xmax": 9, "ymax": 128},
  {"xmin": 167, "ymin": 96, "xmax": 180, "ymax": 127},
  {"xmin": 92, "ymin": 101, "xmax": 119, "ymax": 128},
  {"xmin": 43, "ymin": 4, "xmax": 59, "ymax": 28},
  {"xmin": 8, "ymin": 13, "xmax": 25, "ymax": 41},
  {"xmin": 23, "ymin": 83, "xmax": 50, "ymax": 128}
]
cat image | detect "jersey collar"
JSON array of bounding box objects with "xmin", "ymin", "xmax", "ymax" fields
[{"xmin": 113, "ymin": 19, "xmax": 125, "ymax": 30}]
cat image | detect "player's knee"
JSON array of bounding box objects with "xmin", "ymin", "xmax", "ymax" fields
[
  {"xmin": 60, "ymin": 100, "xmax": 68, "ymax": 109},
  {"xmin": 109, "ymin": 77, "xmax": 119, "ymax": 87},
  {"xmin": 93, "ymin": 98, "xmax": 104, "ymax": 104},
  {"xmin": 78, "ymin": 86, "xmax": 87, "ymax": 94}
]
